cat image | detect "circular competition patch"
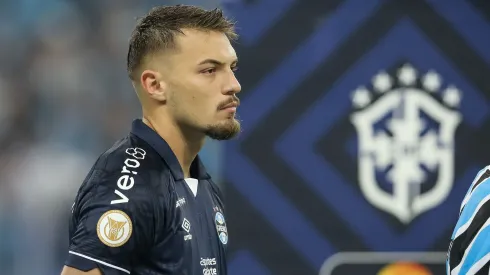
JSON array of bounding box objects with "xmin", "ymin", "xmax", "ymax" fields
[
  {"xmin": 215, "ymin": 212, "xmax": 228, "ymax": 245},
  {"xmin": 97, "ymin": 210, "xmax": 132, "ymax": 247}
]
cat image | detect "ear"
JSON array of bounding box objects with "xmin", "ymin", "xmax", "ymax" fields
[{"xmin": 140, "ymin": 70, "xmax": 167, "ymax": 102}]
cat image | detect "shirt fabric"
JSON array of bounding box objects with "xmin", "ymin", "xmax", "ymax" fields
[{"xmin": 65, "ymin": 119, "xmax": 228, "ymax": 275}]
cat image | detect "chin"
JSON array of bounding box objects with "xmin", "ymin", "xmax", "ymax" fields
[{"xmin": 204, "ymin": 119, "xmax": 241, "ymax": 140}]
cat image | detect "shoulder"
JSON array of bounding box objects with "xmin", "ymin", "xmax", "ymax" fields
[
  {"xmin": 459, "ymin": 165, "xmax": 490, "ymax": 214},
  {"xmin": 97, "ymin": 134, "xmax": 163, "ymax": 175},
  {"xmin": 74, "ymin": 134, "xmax": 176, "ymax": 216}
]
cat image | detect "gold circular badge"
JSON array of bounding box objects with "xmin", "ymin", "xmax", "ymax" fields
[{"xmin": 96, "ymin": 210, "xmax": 132, "ymax": 247}]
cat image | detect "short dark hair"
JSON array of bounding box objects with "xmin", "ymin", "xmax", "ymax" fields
[{"xmin": 127, "ymin": 5, "xmax": 238, "ymax": 80}]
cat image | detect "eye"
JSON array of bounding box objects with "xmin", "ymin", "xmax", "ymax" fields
[
  {"xmin": 202, "ymin": 68, "xmax": 216, "ymax": 74},
  {"xmin": 231, "ymin": 66, "xmax": 239, "ymax": 72}
]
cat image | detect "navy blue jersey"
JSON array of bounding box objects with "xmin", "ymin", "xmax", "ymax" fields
[
  {"xmin": 447, "ymin": 166, "xmax": 490, "ymax": 275},
  {"xmin": 65, "ymin": 119, "xmax": 228, "ymax": 275}
]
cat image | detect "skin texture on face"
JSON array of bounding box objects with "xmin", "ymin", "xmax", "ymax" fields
[{"xmin": 148, "ymin": 28, "xmax": 242, "ymax": 140}]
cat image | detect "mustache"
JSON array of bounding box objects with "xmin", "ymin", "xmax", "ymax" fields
[{"xmin": 217, "ymin": 97, "xmax": 240, "ymax": 110}]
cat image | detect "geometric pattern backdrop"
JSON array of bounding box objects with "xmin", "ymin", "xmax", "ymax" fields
[{"xmin": 221, "ymin": 1, "xmax": 490, "ymax": 274}]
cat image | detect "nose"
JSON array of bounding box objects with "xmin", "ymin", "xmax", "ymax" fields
[{"xmin": 223, "ymin": 70, "xmax": 241, "ymax": 95}]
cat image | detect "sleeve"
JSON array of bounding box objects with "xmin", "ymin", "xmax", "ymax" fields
[
  {"xmin": 447, "ymin": 168, "xmax": 490, "ymax": 275},
  {"xmin": 65, "ymin": 169, "xmax": 157, "ymax": 275}
]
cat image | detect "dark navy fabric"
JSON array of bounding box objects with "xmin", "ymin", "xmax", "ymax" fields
[{"xmin": 65, "ymin": 119, "xmax": 228, "ymax": 275}]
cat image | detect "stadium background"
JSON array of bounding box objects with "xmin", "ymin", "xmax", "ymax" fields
[{"xmin": 0, "ymin": 0, "xmax": 489, "ymax": 274}]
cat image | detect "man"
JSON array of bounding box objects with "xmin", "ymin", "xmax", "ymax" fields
[
  {"xmin": 446, "ymin": 166, "xmax": 490, "ymax": 274},
  {"xmin": 61, "ymin": 5, "xmax": 241, "ymax": 275}
]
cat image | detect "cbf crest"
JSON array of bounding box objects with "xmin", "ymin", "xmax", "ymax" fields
[{"xmin": 350, "ymin": 63, "xmax": 462, "ymax": 224}]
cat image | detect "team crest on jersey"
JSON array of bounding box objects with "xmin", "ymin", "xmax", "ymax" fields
[
  {"xmin": 215, "ymin": 211, "xmax": 228, "ymax": 245},
  {"xmin": 350, "ymin": 63, "xmax": 462, "ymax": 223},
  {"xmin": 97, "ymin": 210, "xmax": 132, "ymax": 247}
]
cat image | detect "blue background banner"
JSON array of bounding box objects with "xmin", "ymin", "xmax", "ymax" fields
[
  {"xmin": 1, "ymin": 1, "xmax": 489, "ymax": 275},
  {"xmin": 223, "ymin": 1, "xmax": 490, "ymax": 274}
]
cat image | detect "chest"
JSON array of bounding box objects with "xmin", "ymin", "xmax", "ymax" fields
[{"xmin": 174, "ymin": 181, "xmax": 228, "ymax": 271}]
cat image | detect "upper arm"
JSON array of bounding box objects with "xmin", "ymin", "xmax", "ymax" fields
[
  {"xmin": 448, "ymin": 168, "xmax": 490, "ymax": 274},
  {"xmin": 65, "ymin": 168, "xmax": 158, "ymax": 274},
  {"xmin": 61, "ymin": 266, "xmax": 102, "ymax": 275}
]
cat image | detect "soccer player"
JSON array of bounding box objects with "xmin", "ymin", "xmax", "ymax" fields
[
  {"xmin": 60, "ymin": 5, "xmax": 241, "ymax": 275},
  {"xmin": 447, "ymin": 166, "xmax": 490, "ymax": 274}
]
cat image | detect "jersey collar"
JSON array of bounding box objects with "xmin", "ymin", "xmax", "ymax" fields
[{"xmin": 130, "ymin": 119, "xmax": 210, "ymax": 180}]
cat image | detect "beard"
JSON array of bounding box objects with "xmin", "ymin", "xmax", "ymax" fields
[{"xmin": 204, "ymin": 117, "xmax": 241, "ymax": 140}]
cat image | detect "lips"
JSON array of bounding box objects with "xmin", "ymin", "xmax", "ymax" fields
[{"xmin": 220, "ymin": 102, "xmax": 239, "ymax": 109}]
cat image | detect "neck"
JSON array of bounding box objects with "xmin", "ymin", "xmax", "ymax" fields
[{"xmin": 142, "ymin": 111, "xmax": 205, "ymax": 178}]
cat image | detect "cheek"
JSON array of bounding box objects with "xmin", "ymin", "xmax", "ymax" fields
[
  {"xmin": 197, "ymin": 98, "xmax": 216, "ymax": 118},
  {"xmin": 174, "ymin": 77, "xmax": 219, "ymax": 120},
  {"xmin": 188, "ymin": 92, "xmax": 216, "ymax": 115},
  {"xmin": 175, "ymin": 94, "xmax": 212, "ymax": 123}
]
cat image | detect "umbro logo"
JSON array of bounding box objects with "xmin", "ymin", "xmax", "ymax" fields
[
  {"xmin": 182, "ymin": 218, "xmax": 191, "ymax": 233},
  {"xmin": 182, "ymin": 218, "xmax": 192, "ymax": 241}
]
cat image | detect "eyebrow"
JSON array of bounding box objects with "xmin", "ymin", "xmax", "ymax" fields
[{"xmin": 198, "ymin": 58, "xmax": 238, "ymax": 66}]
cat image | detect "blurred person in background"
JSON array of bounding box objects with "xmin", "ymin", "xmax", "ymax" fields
[
  {"xmin": 61, "ymin": 4, "xmax": 240, "ymax": 275},
  {"xmin": 447, "ymin": 167, "xmax": 490, "ymax": 274}
]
